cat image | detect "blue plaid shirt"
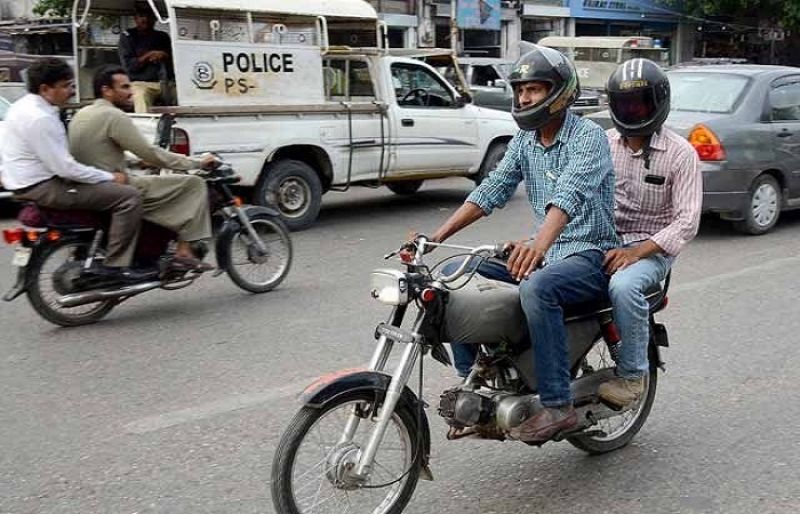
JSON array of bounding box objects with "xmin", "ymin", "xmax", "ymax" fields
[{"xmin": 467, "ymin": 112, "xmax": 619, "ymax": 263}]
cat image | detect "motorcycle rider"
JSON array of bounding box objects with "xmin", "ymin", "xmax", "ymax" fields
[
  {"xmin": 68, "ymin": 64, "xmax": 217, "ymax": 270},
  {"xmin": 419, "ymin": 46, "xmax": 618, "ymax": 443},
  {"xmin": 0, "ymin": 57, "xmax": 148, "ymax": 281},
  {"xmin": 598, "ymin": 58, "xmax": 702, "ymax": 407}
]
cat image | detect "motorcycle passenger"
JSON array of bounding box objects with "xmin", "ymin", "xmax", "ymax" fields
[
  {"xmin": 421, "ymin": 45, "xmax": 618, "ymax": 443},
  {"xmin": 0, "ymin": 57, "xmax": 149, "ymax": 282},
  {"xmin": 598, "ymin": 58, "xmax": 702, "ymax": 408},
  {"xmin": 68, "ymin": 65, "xmax": 217, "ymax": 270}
]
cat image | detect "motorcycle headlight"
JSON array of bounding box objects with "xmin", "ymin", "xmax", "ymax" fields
[{"xmin": 370, "ymin": 269, "xmax": 409, "ymax": 306}]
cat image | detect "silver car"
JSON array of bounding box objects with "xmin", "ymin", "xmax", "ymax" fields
[
  {"xmin": 0, "ymin": 95, "xmax": 11, "ymax": 200},
  {"xmin": 588, "ymin": 65, "xmax": 800, "ymax": 234}
]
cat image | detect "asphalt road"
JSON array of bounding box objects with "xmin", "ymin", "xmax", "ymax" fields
[{"xmin": 1, "ymin": 178, "xmax": 799, "ymax": 514}]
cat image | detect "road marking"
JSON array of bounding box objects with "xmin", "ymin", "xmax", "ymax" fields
[
  {"xmin": 671, "ymin": 255, "xmax": 800, "ymax": 294},
  {"xmin": 125, "ymin": 361, "xmax": 373, "ymax": 434},
  {"xmin": 125, "ymin": 255, "xmax": 799, "ymax": 435}
]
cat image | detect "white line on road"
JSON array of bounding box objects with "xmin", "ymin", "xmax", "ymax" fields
[{"xmin": 125, "ymin": 254, "xmax": 799, "ymax": 435}]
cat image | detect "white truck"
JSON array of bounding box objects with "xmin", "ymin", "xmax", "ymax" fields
[{"xmin": 69, "ymin": 0, "xmax": 517, "ymax": 229}]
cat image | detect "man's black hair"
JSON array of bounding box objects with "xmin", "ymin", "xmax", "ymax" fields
[
  {"xmin": 133, "ymin": 2, "xmax": 155, "ymax": 17},
  {"xmin": 26, "ymin": 57, "xmax": 74, "ymax": 94},
  {"xmin": 93, "ymin": 65, "xmax": 128, "ymax": 98}
]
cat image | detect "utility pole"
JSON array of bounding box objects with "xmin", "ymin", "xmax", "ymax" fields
[{"xmin": 450, "ymin": 0, "xmax": 458, "ymax": 52}]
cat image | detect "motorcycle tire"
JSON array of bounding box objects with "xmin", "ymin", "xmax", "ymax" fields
[
  {"xmin": 271, "ymin": 390, "xmax": 423, "ymax": 514},
  {"xmin": 26, "ymin": 240, "xmax": 116, "ymax": 327},
  {"xmin": 566, "ymin": 344, "xmax": 659, "ymax": 455},
  {"xmin": 223, "ymin": 211, "xmax": 292, "ymax": 293}
]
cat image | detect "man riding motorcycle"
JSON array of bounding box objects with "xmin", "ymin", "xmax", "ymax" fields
[
  {"xmin": 414, "ymin": 45, "xmax": 618, "ymax": 443},
  {"xmin": 0, "ymin": 57, "xmax": 147, "ymax": 282},
  {"xmin": 68, "ymin": 64, "xmax": 217, "ymax": 271}
]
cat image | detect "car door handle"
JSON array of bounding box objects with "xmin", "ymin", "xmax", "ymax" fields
[
  {"xmin": 777, "ymin": 131, "xmax": 793, "ymax": 137},
  {"xmin": 401, "ymin": 118, "xmax": 414, "ymax": 127}
]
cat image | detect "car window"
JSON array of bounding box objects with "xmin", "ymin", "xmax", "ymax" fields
[
  {"xmin": 471, "ymin": 65, "xmax": 501, "ymax": 87},
  {"xmin": 323, "ymin": 59, "xmax": 375, "ymax": 100},
  {"xmin": 0, "ymin": 97, "xmax": 9, "ymax": 121},
  {"xmin": 770, "ymin": 82, "xmax": 800, "ymax": 122},
  {"xmin": 391, "ymin": 63, "xmax": 455, "ymax": 108},
  {"xmin": 668, "ymin": 72, "xmax": 750, "ymax": 113}
]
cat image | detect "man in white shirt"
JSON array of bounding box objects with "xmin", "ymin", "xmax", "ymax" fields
[{"xmin": 0, "ymin": 58, "xmax": 145, "ymax": 280}]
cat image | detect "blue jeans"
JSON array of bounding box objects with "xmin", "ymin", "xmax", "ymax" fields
[
  {"xmin": 447, "ymin": 250, "xmax": 609, "ymax": 407},
  {"xmin": 608, "ymin": 243, "xmax": 673, "ymax": 379}
]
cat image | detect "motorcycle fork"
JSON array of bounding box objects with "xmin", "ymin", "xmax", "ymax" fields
[
  {"xmin": 338, "ymin": 306, "xmax": 423, "ymax": 479},
  {"xmin": 225, "ymin": 206, "xmax": 269, "ymax": 255}
]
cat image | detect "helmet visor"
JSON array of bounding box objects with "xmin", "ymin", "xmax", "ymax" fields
[{"xmin": 609, "ymin": 88, "xmax": 656, "ymax": 126}]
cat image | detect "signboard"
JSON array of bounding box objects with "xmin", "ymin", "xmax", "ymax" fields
[
  {"xmin": 456, "ymin": 0, "xmax": 501, "ymax": 31},
  {"xmin": 173, "ymin": 41, "xmax": 324, "ymax": 106}
]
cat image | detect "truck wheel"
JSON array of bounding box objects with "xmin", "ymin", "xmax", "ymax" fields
[
  {"xmin": 255, "ymin": 160, "xmax": 323, "ymax": 231},
  {"xmin": 733, "ymin": 174, "xmax": 781, "ymax": 235},
  {"xmin": 474, "ymin": 142, "xmax": 508, "ymax": 186},
  {"xmin": 386, "ymin": 180, "xmax": 423, "ymax": 195}
]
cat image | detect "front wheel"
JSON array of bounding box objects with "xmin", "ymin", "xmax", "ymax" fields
[
  {"xmin": 224, "ymin": 212, "xmax": 292, "ymax": 293},
  {"xmin": 26, "ymin": 240, "xmax": 116, "ymax": 327},
  {"xmin": 271, "ymin": 390, "xmax": 422, "ymax": 514},
  {"xmin": 566, "ymin": 341, "xmax": 658, "ymax": 455}
]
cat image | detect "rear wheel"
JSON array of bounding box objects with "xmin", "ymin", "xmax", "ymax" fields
[
  {"xmin": 271, "ymin": 390, "xmax": 422, "ymax": 514},
  {"xmin": 224, "ymin": 212, "xmax": 292, "ymax": 293},
  {"xmin": 473, "ymin": 141, "xmax": 508, "ymax": 186},
  {"xmin": 566, "ymin": 340, "xmax": 658, "ymax": 454},
  {"xmin": 26, "ymin": 241, "xmax": 115, "ymax": 327},
  {"xmin": 254, "ymin": 159, "xmax": 323, "ymax": 231},
  {"xmin": 386, "ymin": 180, "xmax": 423, "ymax": 196},
  {"xmin": 733, "ymin": 174, "xmax": 781, "ymax": 235}
]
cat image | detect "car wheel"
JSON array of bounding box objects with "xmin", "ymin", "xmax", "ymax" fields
[
  {"xmin": 254, "ymin": 159, "xmax": 323, "ymax": 231},
  {"xmin": 733, "ymin": 174, "xmax": 781, "ymax": 235},
  {"xmin": 474, "ymin": 141, "xmax": 508, "ymax": 186}
]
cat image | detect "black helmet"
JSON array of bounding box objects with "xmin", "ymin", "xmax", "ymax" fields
[
  {"xmin": 606, "ymin": 58, "xmax": 670, "ymax": 137},
  {"xmin": 507, "ymin": 45, "xmax": 580, "ymax": 131}
]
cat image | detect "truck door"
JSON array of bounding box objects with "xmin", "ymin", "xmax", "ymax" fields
[{"xmin": 386, "ymin": 62, "xmax": 480, "ymax": 178}]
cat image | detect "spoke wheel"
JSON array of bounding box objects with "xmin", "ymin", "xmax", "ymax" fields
[
  {"xmin": 26, "ymin": 241, "xmax": 115, "ymax": 327},
  {"xmin": 225, "ymin": 213, "xmax": 292, "ymax": 293},
  {"xmin": 566, "ymin": 340, "xmax": 657, "ymax": 455},
  {"xmin": 272, "ymin": 391, "xmax": 422, "ymax": 514}
]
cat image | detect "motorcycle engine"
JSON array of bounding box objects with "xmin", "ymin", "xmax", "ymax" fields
[{"xmin": 438, "ymin": 389, "xmax": 535, "ymax": 431}]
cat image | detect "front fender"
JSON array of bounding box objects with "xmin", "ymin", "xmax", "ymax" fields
[
  {"xmin": 214, "ymin": 205, "xmax": 282, "ymax": 269},
  {"xmin": 300, "ymin": 369, "xmax": 432, "ymax": 470}
]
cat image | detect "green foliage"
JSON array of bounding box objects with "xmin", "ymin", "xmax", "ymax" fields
[
  {"xmin": 676, "ymin": 0, "xmax": 800, "ymax": 29},
  {"xmin": 32, "ymin": 0, "xmax": 73, "ymax": 17}
]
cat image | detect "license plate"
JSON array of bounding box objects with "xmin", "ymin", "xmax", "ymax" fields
[{"xmin": 11, "ymin": 247, "xmax": 31, "ymax": 267}]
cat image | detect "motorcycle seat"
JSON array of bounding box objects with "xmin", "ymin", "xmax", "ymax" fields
[
  {"xmin": 17, "ymin": 203, "xmax": 104, "ymax": 229},
  {"xmin": 563, "ymin": 282, "xmax": 666, "ymax": 321}
]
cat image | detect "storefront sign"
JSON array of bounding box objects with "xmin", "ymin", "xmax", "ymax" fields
[{"xmin": 456, "ymin": 0, "xmax": 501, "ymax": 31}]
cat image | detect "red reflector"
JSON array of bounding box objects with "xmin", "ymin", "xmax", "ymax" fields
[
  {"xmin": 399, "ymin": 251, "xmax": 413, "ymax": 264},
  {"xmin": 421, "ymin": 288, "xmax": 437, "ymax": 302},
  {"xmin": 3, "ymin": 228, "xmax": 24, "ymax": 244},
  {"xmin": 662, "ymin": 296, "xmax": 669, "ymax": 309},
  {"xmin": 602, "ymin": 321, "xmax": 621, "ymax": 344}
]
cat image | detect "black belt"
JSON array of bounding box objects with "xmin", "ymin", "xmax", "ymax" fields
[{"xmin": 12, "ymin": 178, "xmax": 55, "ymax": 195}]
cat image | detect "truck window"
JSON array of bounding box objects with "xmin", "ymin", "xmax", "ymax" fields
[
  {"xmin": 391, "ymin": 63, "xmax": 455, "ymax": 108},
  {"xmin": 471, "ymin": 65, "xmax": 501, "ymax": 87},
  {"xmin": 323, "ymin": 59, "xmax": 375, "ymax": 100}
]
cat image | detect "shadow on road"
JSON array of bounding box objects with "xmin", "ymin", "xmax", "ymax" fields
[{"xmin": 696, "ymin": 210, "xmax": 800, "ymax": 240}]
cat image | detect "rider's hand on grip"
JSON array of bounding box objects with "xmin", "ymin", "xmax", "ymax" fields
[{"xmin": 505, "ymin": 239, "xmax": 545, "ymax": 281}]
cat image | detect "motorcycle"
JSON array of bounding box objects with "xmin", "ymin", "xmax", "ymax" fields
[
  {"xmin": 2, "ymin": 157, "xmax": 293, "ymax": 327},
  {"xmin": 270, "ymin": 236, "xmax": 670, "ymax": 514}
]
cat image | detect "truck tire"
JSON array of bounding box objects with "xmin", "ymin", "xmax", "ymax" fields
[
  {"xmin": 474, "ymin": 141, "xmax": 508, "ymax": 186},
  {"xmin": 254, "ymin": 159, "xmax": 323, "ymax": 231},
  {"xmin": 386, "ymin": 180, "xmax": 423, "ymax": 195}
]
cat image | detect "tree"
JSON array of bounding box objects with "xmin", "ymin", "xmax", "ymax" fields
[
  {"xmin": 677, "ymin": 0, "xmax": 800, "ymax": 30},
  {"xmin": 33, "ymin": 0, "xmax": 72, "ymax": 18}
]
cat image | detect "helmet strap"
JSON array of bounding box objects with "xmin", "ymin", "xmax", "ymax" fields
[{"xmin": 642, "ymin": 134, "xmax": 652, "ymax": 170}]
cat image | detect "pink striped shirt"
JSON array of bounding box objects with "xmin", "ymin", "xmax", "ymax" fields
[{"xmin": 608, "ymin": 127, "xmax": 702, "ymax": 256}]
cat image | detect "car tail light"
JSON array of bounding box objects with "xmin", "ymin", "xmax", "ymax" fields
[
  {"xmin": 170, "ymin": 128, "xmax": 190, "ymax": 155},
  {"xmin": 688, "ymin": 124, "xmax": 726, "ymax": 161},
  {"xmin": 3, "ymin": 228, "xmax": 24, "ymax": 244}
]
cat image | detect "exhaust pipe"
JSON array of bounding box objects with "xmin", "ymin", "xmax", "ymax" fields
[{"xmin": 57, "ymin": 281, "xmax": 162, "ymax": 308}]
